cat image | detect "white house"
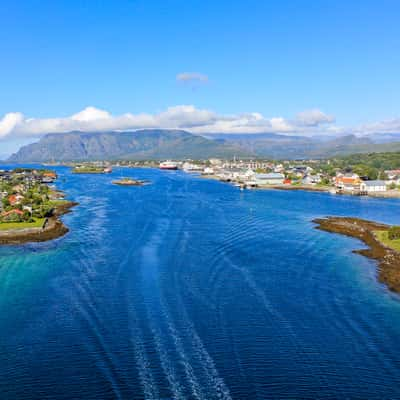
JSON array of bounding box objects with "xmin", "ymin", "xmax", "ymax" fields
[
  {"xmin": 243, "ymin": 168, "xmax": 255, "ymax": 179},
  {"xmin": 302, "ymin": 174, "xmax": 322, "ymax": 185},
  {"xmin": 360, "ymin": 180, "xmax": 387, "ymax": 193},
  {"xmin": 385, "ymin": 170, "xmax": 400, "ymax": 186},
  {"xmin": 274, "ymin": 164, "xmax": 284, "ymax": 173},
  {"xmin": 203, "ymin": 167, "xmax": 214, "ymax": 175}
]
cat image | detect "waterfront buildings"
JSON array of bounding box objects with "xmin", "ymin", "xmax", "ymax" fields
[{"xmin": 360, "ymin": 180, "xmax": 387, "ymax": 193}]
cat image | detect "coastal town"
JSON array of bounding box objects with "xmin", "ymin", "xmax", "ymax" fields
[
  {"xmin": 46, "ymin": 152, "xmax": 400, "ymax": 197},
  {"xmin": 0, "ymin": 168, "xmax": 75, "ymax": 244},
  {"xmin": 97, "ymin": 155, "xmax": 400, "ymax": 197},
  {"xmin": 177, "ymin": 157, "xmax": 400, "ymax": 196}
]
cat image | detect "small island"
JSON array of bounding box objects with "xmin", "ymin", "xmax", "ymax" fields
[
  {"xmin": 0, "ymin": 168, "xmax": 77, "ymax": 245},
  {"xmin": 72, "ymin": 163, "xmax": 112, "ymax": 174},
  {"xmin": 313, "ymin": 217, "xmax": 400, "ymax": 293},
  {"xmin": 112, "ymin": 178, "xmax": 149, "ymax": 186}
]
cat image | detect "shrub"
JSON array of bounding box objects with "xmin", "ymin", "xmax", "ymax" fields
[{"xmin": 388, "ymin": 226, "xmax": 400, "ymax": 240}]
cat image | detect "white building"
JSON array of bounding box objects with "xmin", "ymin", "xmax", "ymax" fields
[
  {"xmin": 385, "ymin": 170, "xmax": 400, "ymax": 186},
  {"xmin": 302, "ymin": 175, "xmax": 321, "ymax": 185},
  {"xmin": 254, "ymin": 173, "xmax": 285, "ymax": 186},
  {"xmin": 182, "ymin": 162, "xmax": 204, "ymax": 172},
  {"xmin": 209, "ymin": 159, "xmax": 222, "ymax": 166},
  {"xmin": 360, "ymin": 180, "xmax": 387, "ymax": 193},
  {"xmin": 203, "ymin": 167, "xmax": 214, "ymax": 175},
  {"xmin": 274, "ymin": 164, "xmax": 284, "ymax": 173}
]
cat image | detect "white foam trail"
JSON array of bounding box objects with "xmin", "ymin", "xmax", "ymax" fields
[
  {"xmin": 158, "ymin": 297, "xmax": 206, "ymax": 400},
  {"xmin": 140, "ymin": 222, "xmax": 188, "ymax": 400},
  {"xmin": 129, "ymin": 322, "xmax": 160, "ymax": 400},
  {"xmin": 175, "ymin": 299, "xmax": 233, "ymax": 400},
  {"xmin": 146, "ymin": 306, "xmax": 187, "ymax": 400},
  {"xmin": 161, "ymin": 228, "xmax": 233, "ymax": 400}
]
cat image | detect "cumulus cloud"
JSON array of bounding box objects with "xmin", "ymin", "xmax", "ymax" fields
[
  {"xmin": 295, "ymin": 109, "xmax": 335, "ymax": 127},
  {"xmin": 0, "ymin": 105, "xmax": 341, "ymax": 141},
  {"xmin": 71, "ymin": 106, "xmax": 111, "ymax": 121},
  {"xmin": 176, "ymin": 72, "xmax": 209, "ymax": 84},
  {"xmin": 0, "ymin": 112, "xmax": 24, "ymax": 138},
  {"xmin": 352, "ymin": 118, "xmax": 400, "ymax": 135}
]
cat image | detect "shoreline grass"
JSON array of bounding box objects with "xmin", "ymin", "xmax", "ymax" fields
[
  {"xmin": 374, "ymin": 230, "xmax": 400, "ymax": 252},
  {"xmin": 72, "ymin": 168, "xmax": 105, "ymax": 174},
  {"xmin": 0, "ymin": 218, "xmax": 46, "ymax": 231}
]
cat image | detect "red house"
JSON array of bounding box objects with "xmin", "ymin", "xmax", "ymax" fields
[
  {"xmin": 8, "ymin": 194, "xmax": 24, "ymax": 206},
  {"xmin": 1, "ymin": 209, "xmax": 24, "ymax": 220}
]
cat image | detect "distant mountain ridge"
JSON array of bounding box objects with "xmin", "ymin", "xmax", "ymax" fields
[
  {"xmin": 8, "ymin": 129, "xmax": 248, "ymax": 162},
  {"xmin": 7, "ymin": 129, "xmax": 400, "ymax": 162},
  {"xmin": 206, "ymin": 133, "xmax": 400, "ymax": 159}
]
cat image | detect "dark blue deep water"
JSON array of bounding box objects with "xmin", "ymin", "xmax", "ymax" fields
[{"xmin": 1, "ymin": 166, "xmax": 400, "ymax": 399}]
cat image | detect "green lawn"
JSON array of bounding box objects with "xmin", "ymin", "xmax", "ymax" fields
[
  {"xmin": 48, "ymin": 199, "xmax": 69, "ymax": 207},
  {"xmin": 374, "ymin": 230, "xmax": 400, "ymax": 252},
  {"xmin": 0, "ymin": 218, "xmax": 46, "ymax": 231},
  {"xmin": 72, "ymin": 168, "xmax": 104, "ymax": 174}
]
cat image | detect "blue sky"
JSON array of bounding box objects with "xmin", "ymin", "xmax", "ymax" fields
[{"xmin": 1, "ymin": 0, "xmax": 400, "ymax": 154}]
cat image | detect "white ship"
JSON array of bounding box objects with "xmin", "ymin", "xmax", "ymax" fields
[{"xmin": 159, "ymin": 161, "xmax": 178, "ymax": 170}]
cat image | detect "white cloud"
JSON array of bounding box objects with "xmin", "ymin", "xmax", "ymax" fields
[
  {"xmin": 0, "ymin": 112, "xmax": 24, "ymax": 138},
  {"xmin": 3, "ymin": 105, "xmax": 400, "ymax": 159},
  {"xmin": 176, "ymin": 72, "xmax": 209, "ymax": 84},
  {"xmin": 353, "ymin": 118, "xmax": 400, "ymax": 135},
  {"xmin": 71, "ymin": 106, "xmax": 111, "ymax": 121},
  {"xmin": 295, "ymin": 109, "xmax": 335, "ymax": 127},
  {"xmin": 0, "ymin": 105, "xmax": 352, "ymax": 141}
]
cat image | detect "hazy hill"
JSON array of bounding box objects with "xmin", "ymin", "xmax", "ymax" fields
[
  {"xmin": 7, "ymin": 129, "xmax": 400, "ymax": 162},
  {"xmin": 208, "ymin": 133, "xmax": 400, "ymax": 159},
  {"xmin": 8, "ymin": 130, "xmax": 249, "ymax": 162}
]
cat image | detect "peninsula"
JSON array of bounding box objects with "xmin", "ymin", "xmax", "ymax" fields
[
  {"xmin": 313, "ymin": 217, "xmax": 400, "ymax": 293},
  {"xmin": 0, "ymin": 168, "xmax": 77, "ymax": 245}
]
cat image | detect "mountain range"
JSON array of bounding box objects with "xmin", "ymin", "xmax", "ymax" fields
[
  {"xmin": 7, "ymin": 130, "xmax": 247, "ymax": 162},
  {"xmin": 210, "ymin": 133, "xmax": 400, "ymax": 159},
  {"xmin": 7, "ymin": 129, "xmax": 400, "ymax": 162}
]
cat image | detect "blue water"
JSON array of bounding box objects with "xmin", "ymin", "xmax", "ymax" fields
[{"xmin": 1, "ymin": 166, "xmax": 400, "ymax": 399}]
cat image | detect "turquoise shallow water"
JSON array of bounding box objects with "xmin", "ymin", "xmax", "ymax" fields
[{"xmin": 1, "ymin": 166, "xmax": 400, "ymax": 399}]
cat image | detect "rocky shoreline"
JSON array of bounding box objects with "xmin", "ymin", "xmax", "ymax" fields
[
  {"xmin": 201, "ymin": 174, "xmax": 400, "ymax": 198},
  {"xmin": 266, "ymin": 184, "xmax": 330, "ymax": 192},
  {"xmin": 0, "ymin": 201, "xmax": 77, "ymax": 245},
  {"xmin": 112, "ymin": 178, "xmax": 149, "ymax": 186},
  {"xmin": 313, "ymin": 217, "xmax": 400, "ymax": 293}
]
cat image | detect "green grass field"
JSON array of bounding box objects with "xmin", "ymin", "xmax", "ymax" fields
[
  {"xmin": 48, "ymin": 199, "xmax": 69, "ymax": 207},
  {"xmin": 72, "ymin": 168, "xmax": 105, "ymax": 174},
  {"xmin": 0, "ymin": 218, "xmax": 46, "ymax": 231},
  {"xmin": 375, "ymin": 230, "xmax": 400, "ymax": 252}
]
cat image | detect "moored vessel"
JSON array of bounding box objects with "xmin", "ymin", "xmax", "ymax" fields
[{"xmin": 159, "ymin": 161, "xmax": 178, "ymax": 170}]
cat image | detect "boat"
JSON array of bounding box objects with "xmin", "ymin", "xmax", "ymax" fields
[
  {"xmin": 104, "ymin": 166, "xmax": 113, "ymax": 173},
  {"xmin": 159, "ymin": 161, "xmax": 178, "ymax": 170}
]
